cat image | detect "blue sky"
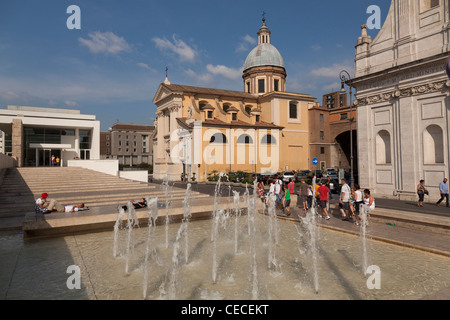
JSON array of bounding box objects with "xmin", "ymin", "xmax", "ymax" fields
[{"xmin": 0, "ymin": 0, "xmax": 391, "ymax": 131}]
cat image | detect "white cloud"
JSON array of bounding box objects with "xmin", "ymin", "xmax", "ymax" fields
[
  {"xmin": 152, "ymin": 35, "xmax": 197, "ymax": 62},
  {"xmin": 78, "ymin": 31, "xmax": 131, "ymax": 55},
  {"xmin": 206, "ymin": 64, "xmax": 242, "ymax": 80},
  {"xmin": 136, "ymin": 62, "xmax": 156, "ymax": 73},
  {"xmin": 64, "ymin": 100, "xmax": 79, "ymax": 107},
  {"xmin": 322, "ymin": 82, "xmax": 340, "ymax": 92},
  {"xmin": 311, "ymin": 45, "xmax": 321, "ymax": 51},
  {"xmin": 309, "ymin": 63, "xmax": 354, "ymax": 78},
  {"xmin": 236, "ymin": 34, "xmax": 257, "ymax": 52},
  {"xmin": 184, "ymin": 69, "xmax": 214, "ymax": 83}
]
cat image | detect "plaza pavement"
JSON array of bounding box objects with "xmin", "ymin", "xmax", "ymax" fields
[
  {"xmin": 160, "ymin": 181, "xmax": 450, "ymax": 257},
  {"xmin": 0, "ymin": 177, "xmax": 449, "ymax": 299}
]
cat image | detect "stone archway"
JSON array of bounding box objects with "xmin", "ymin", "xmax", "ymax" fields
[{"xmin": 334, "ymin": 130, "xmax": 358, "ymax": 183}]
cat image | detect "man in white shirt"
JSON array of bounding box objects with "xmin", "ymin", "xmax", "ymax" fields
[
  {"xmin": 339, "ymin": 179, "xmax": 351, "ymax": 220},
  {"xmin": 64, "ymin": 203, "xmax": 85, "ymax": 213},
  {"xmin": 274, "ymin": 179, "xmax": 282, "ymax": 210}
]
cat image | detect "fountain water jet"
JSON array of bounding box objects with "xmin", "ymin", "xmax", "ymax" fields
[
  {"xmin": 210, "ymin": 173, "xmax": 224, "ymax": 241},
  {"xmin": 267, "ymin": 193, "xmax": 279, "ymax": 271},
  {"xmin": 125, "ymin": 201, "xmax": 139, "ymax": 275},
  {"xmin": 113, "ymin": 206, "xmax": 126, "ymax": 258},
  {"xmin": 168, "ymin": 222, "xmax": 187, "ymax": 299},
  {"xmin": 162, "ymin": 174, "xmax": 173, "ymax": 249},
  {"xmin": 143, "ymin": 197, "xmax": 159, "ymax": 299},
  {"xmin": 211, "ymin": 209, "xmax": 225, "ymax": 284},
  {"xmin": 183, "ymin": 184, "xmax": 192, "ymax": 263},
  {"xmin": 299, "ymin": 176, "xmax": 320, "ymax": 294},
  {"xmin": 247, "ymin": 195, "xmax": 259, "ymax": 300},
  {"xmin": 360, "ymin": 204, "xmax": 370, "ymax": 275},
  {"xmin": 233, "ymin": 190, "xmax": 241, "ymax": 254}
]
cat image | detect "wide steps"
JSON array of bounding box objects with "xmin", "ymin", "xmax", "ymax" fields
[{"xmin": 0, "ymin": 167, "xmax": 210, "ymax": 221}]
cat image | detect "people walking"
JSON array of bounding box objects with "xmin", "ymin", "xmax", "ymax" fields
[
  {"xmin": 275, "ymin": 179, "xmax": 283, "ymax": 211},
  {"xmin": 283, "ymin": 184, "xmax": 291, "ymax": 216},
  {"xmin": 317, "ymin": 182, "xmax": 331, "ymax": 220},
  {"xmin": 339, "ymin": 178, "xmax": 351, "ymax": 220},
  {"xmin": 353, "ymin": 184, "xmax": 364, "ymax": 225},
  {"xmin": 299, "ymin": 179, "xmax": 309, "ymax": 211},
  {"xmin": 325, "ymin": 175, "xmax": 333, "ymax": 200},
  {"xmin": 436, "ymin": 178, "xmax": 449, "ymax": 207},
  {"xmin": 307, "ymin": 184, "xmax": 313, "ymax": 210},
  {"xmin": 417, "ymin": 180, "xmax": 428, "ymax": 207}
]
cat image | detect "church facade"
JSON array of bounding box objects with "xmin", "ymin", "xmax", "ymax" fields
[
  {"xmin": 352, "ymin": 0, "xmax": 450, "ymax": 200},
  {"xmin": 152, "ymin": 18, "xmax": 317, "ymax": 182}
]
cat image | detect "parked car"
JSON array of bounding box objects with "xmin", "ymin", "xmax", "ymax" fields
[
  {"xmin": 296, "ymin": 170, "xmax": 311, "ymax": 181},
  {"xmin": 310, "ymin": 170, "xmax": 323, "ymax": 179},
  {"xmin": 325, "ymin": 168, "xmax": 338, "ymax": 180},
  {"xmin": 282, "ymin": 171, "xmax": 295, "ymax": 182}
]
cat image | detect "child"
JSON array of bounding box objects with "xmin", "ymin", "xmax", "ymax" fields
[{"xmin": 283, "ymin": 185, "xmax": 291, "ymax": 216}]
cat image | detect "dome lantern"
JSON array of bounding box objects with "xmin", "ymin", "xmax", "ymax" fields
[{"xmin": 242, "ymin": 16, "xmax": 287, "ymax": 95}]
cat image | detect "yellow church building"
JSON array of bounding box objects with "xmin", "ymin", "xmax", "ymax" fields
[{"xmin": 152, "ymin": 18, "xmax": 317, "ymax": 182}]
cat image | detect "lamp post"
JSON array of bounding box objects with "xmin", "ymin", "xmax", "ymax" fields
[{"xmin": 339, "ymin": 70, "xmax": 354, "ymax": 188}]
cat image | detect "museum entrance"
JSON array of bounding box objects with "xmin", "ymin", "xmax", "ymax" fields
[{"xmin": 36, "ymin": 149, "xmax": 61, "ymax": 167}]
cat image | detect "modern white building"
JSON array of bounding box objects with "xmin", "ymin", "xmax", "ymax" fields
[
  {"xmin": 0, "ymin": 105, "xmax": 100, "ymax": 167},
  {"xmin": 351, "ymin": 0, "xmax": 449, "ymax": 200}
]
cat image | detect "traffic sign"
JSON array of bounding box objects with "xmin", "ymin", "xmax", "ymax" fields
[{"xmin": 312, "ymin": 158, "xmax": 319, "ymax": 166}]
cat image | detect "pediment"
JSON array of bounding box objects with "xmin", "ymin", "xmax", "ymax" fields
[{"xmin": 153, "ymin": 84, "xmax": 174, "ymax": 105}]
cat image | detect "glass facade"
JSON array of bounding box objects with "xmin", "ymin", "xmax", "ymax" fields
[
  {"xmin": 22, "ymin": 127, "xmax": 91, "ymax": 166},
  {"xmin": 3, "ymin": 133, "xmax": 12, "ymax": 155}
]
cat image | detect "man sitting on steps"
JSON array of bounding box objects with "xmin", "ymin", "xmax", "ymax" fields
[
  {"xmin": 35, "ymin": 193, "xmax": 86, "ymax": 214},
  {"xmin": 35, "ymin": 192, "xmax": 64, "ymax": 214}
]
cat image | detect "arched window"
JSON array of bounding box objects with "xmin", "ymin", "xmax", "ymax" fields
[
  {"xmin": 376, "ymin": 130, "xmax": 391, "ymax": 164},
  {"xmin": 424, "ymin": 125, "xmax": 444, "ymax": 164},
  {"xmin": 245, "ymin": 106, "xmax": 252, "ymax": 115},
  {"xmin": 237, "ymin": 134, "xmax": 253, "ymax": 144},
  {"xmin": 210, "ymin": 133, "xmax": 227, "ymax": 144},
  {"xmin": 223, "ymin": 104, "xmax": 231, "ymax": 113},
  {"xmin": 261, "ymin": 134, "xmax": 276, "ymax": 145}
]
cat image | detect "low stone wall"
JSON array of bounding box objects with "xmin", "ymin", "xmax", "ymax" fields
[
  {"xmin": 67, "ymin": 159, "xmax": 119, "ymax": 176},
  {"xmin": 0, "ymin": 153, "xmax": 17, "ymax": 170},
  {"xmin": 119, "ymin": 170, "xmax": 149, "ymax": 183}
]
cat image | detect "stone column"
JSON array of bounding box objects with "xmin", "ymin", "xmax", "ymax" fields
[{"xmin": 11, "ymin": 118, "xmax": 23, "ymax": 167}]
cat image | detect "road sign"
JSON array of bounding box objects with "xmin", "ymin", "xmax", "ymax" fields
[{"xmin": 312, "ymin": 158, "xmax": 319, "ymax": 166}]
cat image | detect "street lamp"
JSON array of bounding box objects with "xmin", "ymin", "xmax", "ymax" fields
[{"xmin": 339, "ymin": 70, "xmax": 354, "ymax": 188}]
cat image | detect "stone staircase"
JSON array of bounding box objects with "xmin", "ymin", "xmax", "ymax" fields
[{"xmin": 0, "ymin": 167, "xmax": 210, "ymax": 230}]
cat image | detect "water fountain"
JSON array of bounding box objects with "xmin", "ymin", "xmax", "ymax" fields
[
  {"xmin": 360, "ymin": 203, "xmax": 370, "ymax": 275},
  {"xmin": 298, "ymin": 176, "xmax": 320, "ymax": 294},
  {"xmin": 104, "ymin": 173, "xmax": 449, "ymax": 300},
  {"xmin": 125, "ymin": 201, "xmax": 139, "ymax": 275},
  {"xmin": 232, "ymin": 190, "xmax": 241, "ymax": 254},
  {"xmin": 143, "ymin": 197, "xmax": 158, "ymax": 299},
  {"xmin": 162, "ymin": 173, "xmax": 173, "ymax": 249}
]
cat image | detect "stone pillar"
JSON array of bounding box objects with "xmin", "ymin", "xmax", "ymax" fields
[{"xmin": 11, "ymin": 118, "xmax": 23, "ymax": 167}]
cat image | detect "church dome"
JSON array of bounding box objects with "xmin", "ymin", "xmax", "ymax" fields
[{"xmin": 243, "ymin": 43, "xmax": 285, "ymax": 71}]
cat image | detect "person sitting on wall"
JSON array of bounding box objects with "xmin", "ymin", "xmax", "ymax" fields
[
  {"xmin": 35, "ymin": 192, "xmax": 65, "ymax": 214},
  {"xmin": 122, "ymin": 198, "xmax": 147, "ymax": 211}
]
